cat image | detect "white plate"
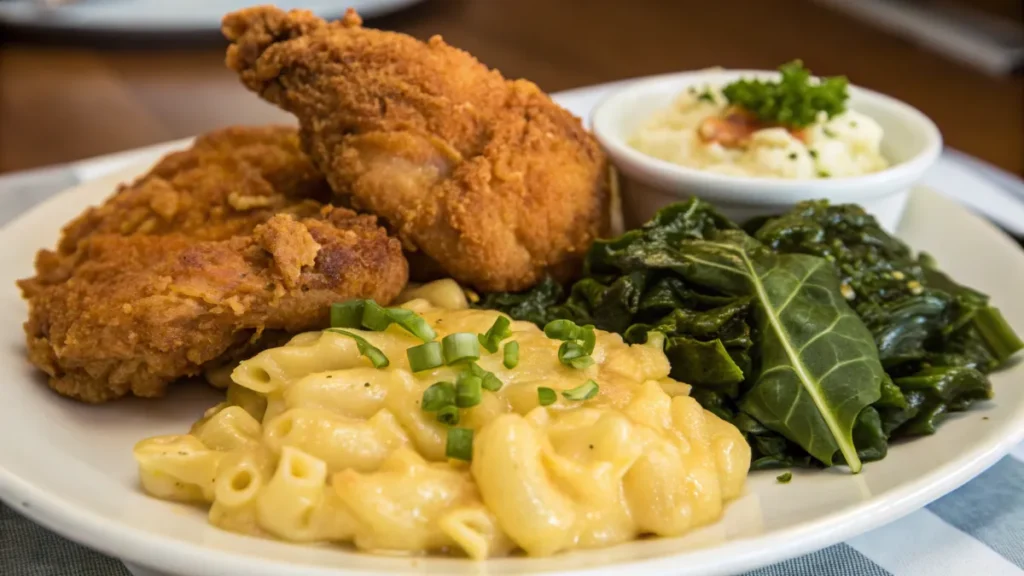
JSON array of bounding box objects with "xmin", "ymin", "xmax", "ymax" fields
[
  {"xmin": 2, "ymin": 158, "xmax": 1024, "ymax": 576},
  {"xmin": 0, "ymin": 0, "xmax": 424, "ymax": 33}
]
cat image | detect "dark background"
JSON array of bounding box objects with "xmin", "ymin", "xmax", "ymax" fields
[{"xmin": 0, "ymin": 0, "xmax": 1021, "ymax": 175}]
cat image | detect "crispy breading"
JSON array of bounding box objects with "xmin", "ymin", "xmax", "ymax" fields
[
  {"xmin": 19, "ymin": 126, "xmax": 408, "ymax": 402},
  {"xmin": 21, "ymin": 208, "xmax": 407, "ymax": 402},
  {"xmin": 223, "ymin": 7, "xmax": 610, "ymax": 292},
  {"xmin": 24, "ymin": 126, "xmax": 333, "ymax": 293}
]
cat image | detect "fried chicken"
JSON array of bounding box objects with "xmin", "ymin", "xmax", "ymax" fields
[
  {"xmin": 222, "ymin": 7, "xmax": 610, "ymax": 292},
  {"xmin": 19, "ymin": 126, "xmax": 408, "ymax": 402},
  {"xmin": 21, "ymin": 208, "xmax": 407, "ymax": 402},
  {"xmin": 23, "ymin": 126, "xmax": 333, "ymax": 293}
]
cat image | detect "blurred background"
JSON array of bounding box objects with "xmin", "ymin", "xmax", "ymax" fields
[{"xmin": 0, "ymin": 0, "xmax": 1021, "ymax": 175}]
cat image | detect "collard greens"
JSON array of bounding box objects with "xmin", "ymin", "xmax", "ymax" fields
[{"xmin": 479, "ymin": 199, "xmax": 1022, "ymax": 472}]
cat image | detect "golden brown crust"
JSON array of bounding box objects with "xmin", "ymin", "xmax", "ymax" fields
[
  {"xmin": 18, "ymin": 126, "xmax": 408, "ymax": 402},
  {"xmin": 22, "ymin": 126, "xmax": 334, "ymax": 295},
  {"xmin": 22, "ymin": 208, "xmax": 407, "ymax": 403},
  {"xmin": 223, "ymin": 7, "xmax": 610, "ymax": 292}
]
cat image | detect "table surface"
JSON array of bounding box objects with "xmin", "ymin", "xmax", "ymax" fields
[{"xmin": 1, "ymin": 0, "xmax": 1022, "ymax": 176}]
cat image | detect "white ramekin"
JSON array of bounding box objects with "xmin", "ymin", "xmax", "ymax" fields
[{"xmin": 591, "ymin": 70, "xmax": 943, "ymax": 232}]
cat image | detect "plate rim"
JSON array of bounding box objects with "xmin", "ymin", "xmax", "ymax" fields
[{"xmin": 2, "ymin": 164, "xmax": 1024, "ymax": 576}]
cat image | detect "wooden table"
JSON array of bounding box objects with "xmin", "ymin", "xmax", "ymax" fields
[{"xmin": 1, "ymin": 0, "xmax": 1022, "ymax": 176}]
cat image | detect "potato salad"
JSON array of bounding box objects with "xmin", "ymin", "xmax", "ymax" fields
[{"xmin": 629, "ymin": 62, "xmax": 888, "ymax": 179}]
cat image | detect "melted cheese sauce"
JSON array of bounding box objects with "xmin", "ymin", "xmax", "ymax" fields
[{"xmin": 135, "ymin": 290, "xmax": 750, "ymax": 559}]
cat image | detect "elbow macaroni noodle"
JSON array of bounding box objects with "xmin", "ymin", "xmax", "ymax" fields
[{"xmin": 135, "ymin": 280, "xmax": 750, "ymax": 559}]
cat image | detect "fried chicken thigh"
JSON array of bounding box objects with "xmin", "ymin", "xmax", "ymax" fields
[
  {"xmin": 223, "ymin": 7, "xmax": 610, "ymax": 292},
  {"xmin": 19, "ymin": 127, "xmax": 408, "ymax": 402},
  {"xmin": 22, "ymin": 209, "xmax": 407, "ymax": 403}
]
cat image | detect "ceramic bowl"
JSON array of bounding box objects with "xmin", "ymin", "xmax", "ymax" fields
[{"xmin": 590, "ymin": 70, "xmax": 943, "ymax": 231}]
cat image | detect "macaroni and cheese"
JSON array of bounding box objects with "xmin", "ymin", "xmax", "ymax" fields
[{"xmin": 134, "ymin": 280, "xmax": 750, "ymax": 559}]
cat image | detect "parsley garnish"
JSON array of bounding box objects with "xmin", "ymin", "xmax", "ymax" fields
[
  {"xmin": 696, "ymin": 88, "xmax": 716, "ymax": 103},
  {"xmin": 721, "ymin": 60, "xmax": 848, "ymax": 128}
]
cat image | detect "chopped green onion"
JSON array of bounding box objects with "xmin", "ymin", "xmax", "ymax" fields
[
  {"xmin": 562, "ymin": 380, "xmax": 599, "ymax": 401},
  {"xmin": 338, "ymin": 298, "xmax": 436, "ymax": 342},
  {"xmin": 455, "ymin": 376, "xmax": 482, "ymax": 408},
  {"xmin": 443, "ymin": 333, "xmax": 480, "ymax": 365},
  {"xmin": 407, "ymin": 341, "xmax": 443, "ymax": 372},
  {"xmin": 570, "ymin": 356, "xmax": 595, "ymax": 370},
  {"xmin": 482, "ymin": 373, "xmax": 503, "ymax": 392},
  {"xmin": 503, "ymin": 341, "xmax": 519, "ymax": 369},
  {"xmin": 437, "ymin": 405, "xmax": 460, "ymax": 426},
  {"xmin": 544, "ymin": 319, "xmax": 580, "ymax": 341},
  {"xmin": 466, "ymin": 362, "xmax": 503, "ymax": 392},
  {"xmin": 421, "ymin": 381, "xmax": 455, "ymax": 411},
  {"xmin": 330, "ymin": 300, "xmax": 365, "ymax": 328},
  {"xmin": 558, "ymin": 341, "xmax": 594, "ymax": 369},
  {"xmin": 580, "ymin": 325, "xmax": 596, "ymax": 354},
  {"xmin": 360, "ymin": 300, "xmax": 393, "ymax": 331},
  {"xmin": 446, "ymin": 427, "xmax": 474, "ymax": 461},
  {"xmin": 385, "ymin": 308, "xmax": 437, "ymax": 342},
  {"xmin": 776, "ymin": 471, "xmax": 793, "ymax": 484},
  {"xmin": 537, "ymin": 387, "xmax": 556, "ymax": 406},
  {"xmin": 479, "ymin": 316, "xmax": 512, "ymax": 353},
  {"xmin": 546, "ymin": 320, "xmax": 596, "ymax": 368},
  {"xmin": 325, "ymin": 329, "xmax": 389, "ymax": 368}
]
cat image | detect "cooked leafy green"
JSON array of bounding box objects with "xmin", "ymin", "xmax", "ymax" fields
[
  {"xmin": 752, "ymin": 201, "xmax": 1022, "ymax": 438},
  {"xmin": 478, "ymin": 198, "xmax": 1022, "ymax": 473},
  {"xmin": 722, "ymin": 60, "xmax": 848, "ymax": 128}
]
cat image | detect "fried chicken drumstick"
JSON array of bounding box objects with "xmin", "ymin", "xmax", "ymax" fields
[
  {"xmin": 19, "ymin": 128, "xmax": 407, "ymax": 402},
  {"xmin": 223, "ymin": 7, "xmax": 611, "ymax": 292}
]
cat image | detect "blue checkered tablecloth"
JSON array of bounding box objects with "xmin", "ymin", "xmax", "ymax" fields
[{"xmin": 1, "ymin": 147, "xmax": 1023, "ymax": 576}]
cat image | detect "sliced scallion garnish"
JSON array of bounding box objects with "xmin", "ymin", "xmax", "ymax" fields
[
  {"xmin": 437, "ymin": 405, "xmax": 461, "ymax": 426},
  {"xmin": 421, "ymin": 381, "xmax": 455, "ymax": 412},
  {"xmin": 353, "ymin": 300, "xmax": 436, "ymax": 342},
  {"xmin": 479, "ymin": 316, "xmax": 512, "ymax": 353},
  {"xmin": 465, "ymin": 362, "xmax": 503, "ymax": 392},
  {"xmin": 384, "ymin": 308, "xmax": 437, "ymax": 343},
  {"xmin": 558, "ymin": 341, "xmax": 594, "ymax": 369},
  {"xmin": 537, "ymin": 387, "xmax": 556, "ymax": 406},
  {"xmin": 443, "ymin": 333, "xmax": 480, "ymax": 365},
  {"xmin": 330, "ymin": 300, "xmax": 365, "ymax": 328},
  {"xmin": 325, "ymin": 328, "xmax": 389, "ymax": 368},
  {"xmin": 407, "ymin": 341, "xmax": 443, "ymax": 372},
  {"xmin": 455, "ymin": 376, "xmax": 482, "ymax": 408},
  {"xmin": 580, "ymin": 325, "xmax": 597, "ymax": 354},
  {"xmin": 482, "ymin": 373, "xmax": 502, "ymax": 391},
  {"xmin": 562, "ymin": 380, "xmax": 599, "ymax": 401},
  {"xmin": 503, "ymin": 341, "xmax": 519, "ymax": 369},
  {"xmin": 544, "ymin": 319, "xmax": 579, "ymax": 341},
  {"xmin": 545, "ymin": 319, "xmax": 596, "ymax": 369},
  {"xmin": 360, "ymin": 300, "xmax": 392, "ymax": 332},
  {"xmin": 446, "ymin": 427, "xmax": 474, "ymax": 461}
]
